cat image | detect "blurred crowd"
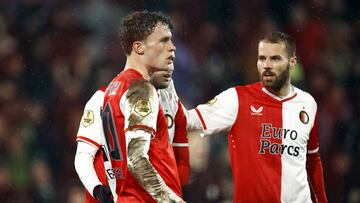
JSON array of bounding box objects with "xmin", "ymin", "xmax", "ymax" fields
[{"xmin": 0, "ymin": 0, "xmax": 359, "ymax": 202}]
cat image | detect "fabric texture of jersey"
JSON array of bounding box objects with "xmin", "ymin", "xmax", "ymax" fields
[
  {"xmin": 194, "ymin": 82, "xmax": 320, "ymax": 203},
  {"xmin": 76, "ymin": 87, "xmax": 114, "ymax": 203},
  {"xmin": 103, "ymin": 69, "xmax": 182, "ymax": 202},
  {"xmin": 158, "ymin": 80, "xmax": 190, "ymax": 185}
]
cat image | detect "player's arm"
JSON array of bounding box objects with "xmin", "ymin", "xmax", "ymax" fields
[
  {"xmin": 306, "ymin": 113, "xmax": 328, "ymax": 203},
  {"xmin": 74, "ymin": 90, "xmax": 113, "ymax": 203},
  {"xmin": 74, "ymin": 142, "xmax": 102, "ymax": 196},
  {"xmin": 173, "ymin": 100, "xmax": 190, "ymax": 186},
  {"xmin": 186, "ymin": 87, "xmax": 238, "ymax": 136},
  {"xmin": 123, "ymin": 80, "xmax": 184, "ymax": 203}
]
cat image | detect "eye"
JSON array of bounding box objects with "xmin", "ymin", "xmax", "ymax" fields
[
  {"xmin": 160, "ymin": 37, "xmax": 170, "ymax": 43},
  {"xmin": 271, "ymin": 56, "xmax": 282, "ymax": 61},
  {"xmin": 258, "ymin": 56, "xmax": 266, "ymax": 61}
]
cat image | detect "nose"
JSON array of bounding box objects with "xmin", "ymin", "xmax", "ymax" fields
[
  {"xmin": 264, "ymin": 59, "xmax": 272, "ymax": 69},
  {"xmin": 169, "ymin": 40, "xmax": 176, "ymax": 51}
]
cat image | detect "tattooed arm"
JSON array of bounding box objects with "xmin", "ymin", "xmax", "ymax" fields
[
  {"xmin": 123, "ymin": 80, "xmax": 183, "ymax": 202},
  {"xmin": 126, "ymin": 130, "xmax": 182, "ymax": 202}
]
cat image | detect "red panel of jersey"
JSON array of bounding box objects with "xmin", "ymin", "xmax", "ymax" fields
[
  {"xmin": 103, "ymin": 69, "xmax": 181, "ymax": 202},
  {"xmin": 229, "ymin": 84, "xmax": 283, "ymax": 202}
]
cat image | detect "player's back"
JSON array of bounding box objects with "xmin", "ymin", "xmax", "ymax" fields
[{"xmin": 103, "ymin": 69, "xmax": 181, "ymax": 202}]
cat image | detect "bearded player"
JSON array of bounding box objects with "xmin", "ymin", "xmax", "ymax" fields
[{"xmin": 187, "ymin": 31, "xmax": 327, "ymax": 203}]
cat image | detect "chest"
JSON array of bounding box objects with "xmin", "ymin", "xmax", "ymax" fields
[
  {"xmin": 159, "ymin": 91, "xmax": 179, "ymax": 142},
  {"xmin": 230, "ymin": 95, "xmax": 315, "ymax": 157}
]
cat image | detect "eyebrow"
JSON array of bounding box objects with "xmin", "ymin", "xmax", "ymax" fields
[
  {"xmin": 271, "ymin": 55, "xmax": 282, "ymax": 59},
  {"xmin": 160, "ymin": 36, "xmax": 171, "ymax": 42}
]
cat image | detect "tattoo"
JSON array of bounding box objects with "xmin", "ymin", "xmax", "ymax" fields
[
  {"xmin": 126, "ymin": 80, "xmax": 154, "ymax": 127},
  {"xmin": 128, "ymin": 137, "xmax": 178, "ymax": 202}
]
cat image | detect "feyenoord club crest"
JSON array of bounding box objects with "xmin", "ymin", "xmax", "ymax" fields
[
  {"xmin": 134, "ymin": 99, "xmax": 152, "ymax": 117},
  {"xmin": 82, "ymin": 110, "xmax": 94, "ymax": 127},
  {"xmin": 299, "ymin": 110, "xmax": 309, "ymax": 124}
]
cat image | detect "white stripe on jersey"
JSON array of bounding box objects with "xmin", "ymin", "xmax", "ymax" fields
[
  {"xmin": 172, "ymin": 143, "xmax": 189, "ymax": 147},
  {"xmin": 307, "ymin": 147, "xmax": 319, "ymax": 154},
  {"xmin": 280, "ymin": 88, "xmax": 316, "ymax": 203}
]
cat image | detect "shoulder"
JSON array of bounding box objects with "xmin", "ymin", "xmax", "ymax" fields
[
  {"xmin": 233, "ymin": 82, "xmax": 261, "ymax": 92},
  {"xmin": 86, "ymin": 90, "xmax": 105, "ymax": 108},
  {"xmin": 293, "ymin": 86, "xmax": 317, "ymax": 114},
  {"xmin": 226, "ymin": 82, "xmax": 259, "ymax": 98},
  {"xmin": 158, "ymin": 80, "xmax": 179, "ymax": 101},
  {"xmin": 105, "ymin": 69, "xmax": 146, "ymax": 97},
  {"xmin": 126, "ymin": 80, "xmax": 157, "ymax": 101},
  {"xmin": 293, "ymin": 86, "xmax": 316, "ymax": 104}
]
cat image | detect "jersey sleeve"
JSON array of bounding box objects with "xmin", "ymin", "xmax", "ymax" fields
[
  {"xmin": 188, "ymin": 87, "xmax": 238, "ymax": 137},
  {"xmin": 173, "ymin": 100, "xmax": 189, "ymax": 146},
  {"xmin": 76, "ymin": 90, "xmax": 105, "ymax": 149},
  {"xmin": 307, "ymin": 103, "xmax": 319, "ymax": 154},
  {"xmin": 120, "ymin": 80, "xmax": 159, "ymax": 136},
  {"xmin": 173, "ymin": 100, "xmax": 190, "ymax": 185}
]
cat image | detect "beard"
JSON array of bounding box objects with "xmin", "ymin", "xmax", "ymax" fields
[
  {"xmin": 260, "ymin": 64, "xmax": 290, "ymax": 91},
  {"xmin": 149, "ymin": 77, "xmax": 169, "ymax": 89}
]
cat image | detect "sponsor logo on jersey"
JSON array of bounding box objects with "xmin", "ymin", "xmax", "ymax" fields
[
  {"xmin": 299, "ymin": 110, "xmax": 309, "ymax": 124},
  {"xmin": 250, "ymin": 105, "xmax": 263, "ymax": 116},
  {"xmin": 134, "ymin": 99, "xmax": 151, "ymax": 117},
  {"xmin": 81, "ymin": 110, "xmax": 94, "ymax": 127},
  {"xmin": 106, "ymin": 81, "xmax": 121, "ymax": 96},
  {"xmin": 206, "ymin": 98, "xmax": 217, "ymax": 106},
  {"xmin": 106, "ymin": 168, "xmax": 125, "ymax": 180},
  {"xmin": 259, "ymin": 123, "xmax": 300, "ymax": 157}
]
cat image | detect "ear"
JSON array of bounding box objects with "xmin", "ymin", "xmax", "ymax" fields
[
  {"xmin": 133, "ymin": 41, "xmax": 144, "ymax": 55},
  {"xmin": 289, "ymin": 56, "xmax": 297, "ymax": 69}
]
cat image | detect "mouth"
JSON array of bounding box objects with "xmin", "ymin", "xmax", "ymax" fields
[
  {"xmin": 163, "ymin": 73, "xmax": 172, "ymax": 80},
  {"xmin": 262, "ymin": 71, "xmax": 275, "ymax": 80}
]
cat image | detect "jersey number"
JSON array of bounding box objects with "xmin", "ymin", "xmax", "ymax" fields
[{"xmin": 102, "ymin": 102, "xmax": 123, "ymax": 161}]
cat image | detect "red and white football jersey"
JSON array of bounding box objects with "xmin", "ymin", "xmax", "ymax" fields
[
  {"xmin": 102, "ymin": 69, "xmax": 181, "ymax": 202},
  {"xmin": 76, "ymin": 78, "xmax": 189, "ymax": 202},
  {"xmin": 158, "ymin": 80, "xmax": 190, "ymax": 185},
  {"xmin": 76, "ymin": 86, "xmax": 116, "ymax": 203},
  {"xmin": 188, "ymin": 82, "xmax": 321, "ymax": 203}
]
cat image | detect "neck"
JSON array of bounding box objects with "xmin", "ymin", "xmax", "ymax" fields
[
  {"xmin": 266, "ymin": 81, "xmax": 291, "ymax": 97},
  {"xmin": 124, "ymin": 56, "xmax": 151, "ymax": 80}
]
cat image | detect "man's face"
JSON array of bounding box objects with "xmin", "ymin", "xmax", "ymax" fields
[
  {"xmin": 142, "ymin": 22, "xmax": 176, "ymax": 72},
  {"xmin": 149, "ymin": 69, "xmax": 173, "ymax": 89},
  {"xmin": 257, "ymin": 41, "xmax": 293, "ymax": 91}
]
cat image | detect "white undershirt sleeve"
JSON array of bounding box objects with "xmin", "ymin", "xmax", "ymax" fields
[{"xmin": 74, "ymin": 141, "xmax": 102, "ymax": 198}]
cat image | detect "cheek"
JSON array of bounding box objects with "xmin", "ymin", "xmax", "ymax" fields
[
  {"xmin": 150, "ymin": 48, "xmax": 163, "ymax": 58},
  {"xmin": 257, "ymin": 62, "xmax": 263, "ymax": 71},
  {"xmin": 145, "ymin": 50, "xmax": 160, "ymax": 61},
  {"xmin": 274, "ymin": 63, "xmax": 287, "ymax": 73}
]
